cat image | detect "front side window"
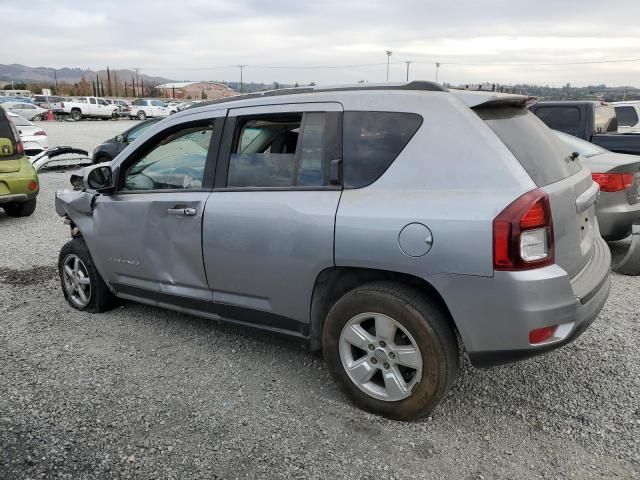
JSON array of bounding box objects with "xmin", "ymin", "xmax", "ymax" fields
[
  {"xmin": 89, "ymin": 98, "xmax": 96, "ymax": 105},
  {"xmin": 121, "ymin": 125, "xmax": 213, "ymax": 191},
  {"xmin": 343, "ymin": 111, "xmax": 422, "ymax": 188},
  {"xmin": 132, "ymin": 99, "xmax": 144, "ymax": 106},
  {"xmin": 227, "ymin": 112, "xmax": 328, "ymax": 188},
  {"xmin": 615, "ymin": 106, "xmax": 639, "ymax": 127},
  {"xmin": 152, "ymin": 100, "xmax": 166, "ymax": 107}
]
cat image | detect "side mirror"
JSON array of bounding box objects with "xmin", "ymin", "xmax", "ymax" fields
[
  {"xmin": 70, "ymin": 165, "xmax": 114, "ymax": 192},
  {"xmin": 87, "ymin": 165, "xmax": 113, "ymax": 190},
  {"xmin": 115, "ymin": 134, "xmax": 125, "ymax": 143}
]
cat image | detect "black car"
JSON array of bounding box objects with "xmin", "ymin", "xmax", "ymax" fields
[{"xmin": 92, "ymin": 119, "xmax": 160, "ymax": 163}]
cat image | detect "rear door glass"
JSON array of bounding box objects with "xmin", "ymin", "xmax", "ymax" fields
[{"xmin": 476, "ymin": 106, "xmax": 581, "ymax": 186}]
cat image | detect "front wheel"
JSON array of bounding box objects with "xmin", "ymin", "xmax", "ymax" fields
[
  {"xmin": 322, "ymin": 282, "xmax": 458, "ymax": 421},
  {"xmin": 70, "ymin": 110, "xmax": 82, "ymax": 121},
  {"xmin": 58, "ymin": 238, "xmax": 120, "ymax": 313},
  {"xmin": 3, "ymin": 198, "xmax": 36, "ymax": 217},
  {"xmin": 137, "ymin": 111, "xmax": 146, "ymax": 120},
  {"xmin": 33, "ymin": 114, "xmax": 43, "ymax": 121}
]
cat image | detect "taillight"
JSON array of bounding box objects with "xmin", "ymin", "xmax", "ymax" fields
[
  {"xmin": 28, "ymin": 180, "xmax": 38, "ymax": 191},
  {"xmin": 591, "ymin": 173, "xmax": 634, "ymax": 192},
  {"xmin": 493, "ymin": 189, "xmax": 554, "ymax": 271},
  {"xmin": 34, "ymin": 130, "xmax": 47, "ymax": 136},
  {"xmin": 16, "ymin": 141, "xmax": 24, "ymax": 154},
  {"xmin": 60, "ymin": 102, "xmax": 65, "ymax": 108}
]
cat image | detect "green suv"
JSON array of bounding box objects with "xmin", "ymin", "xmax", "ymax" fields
[{"xmin": 0, "ymin": 108, "xmax": 39, "ymax": 216}]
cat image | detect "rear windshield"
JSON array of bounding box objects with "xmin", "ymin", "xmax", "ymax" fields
[
  {"xmin": 0, "ymin": 108, "xmax": 20, "ymax": 160},
  {"xmin": 476, "ymin": 106, "xmax": 582, "ymax": 186}
]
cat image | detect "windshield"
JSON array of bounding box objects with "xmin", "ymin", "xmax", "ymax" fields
[
  {"xmin": 553, "ymin": 130, "xmax": 606, "ymax": 158},
  {"xmin": 9, "ymin": 114, "xmax": 30, "ymax": 127}
]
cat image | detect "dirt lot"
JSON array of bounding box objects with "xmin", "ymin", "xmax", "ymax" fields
[{"xmin": 0, "ymin": 120, "xmax": 639, "ymax": 479}]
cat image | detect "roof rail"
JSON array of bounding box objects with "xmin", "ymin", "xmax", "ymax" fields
[{"xmin": 188, "ymin": 80, "xmax": 446, "ymax": 110}]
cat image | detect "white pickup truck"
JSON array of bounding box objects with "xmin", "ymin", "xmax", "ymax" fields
[{"xmin": 51, "ymin": 97, "xmax": 119, "ymax": 121}]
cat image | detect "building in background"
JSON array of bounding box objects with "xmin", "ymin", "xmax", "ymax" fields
[{"xmin": 155, "ymin": 81, "xmax": 238, "ymax": 100}]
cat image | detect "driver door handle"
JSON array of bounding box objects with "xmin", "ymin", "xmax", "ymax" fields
[{"xmin": 167, "ymin": 207, "xmax": 197, "ymax": 216}]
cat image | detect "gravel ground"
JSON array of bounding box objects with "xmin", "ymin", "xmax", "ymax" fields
[{"xmin": 1, "ymin": 122, "xmax": 639, "ymax": 479}]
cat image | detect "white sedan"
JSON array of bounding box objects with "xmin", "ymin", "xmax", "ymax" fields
[
  {"xmin": 7, "ymin": 112, "xmax": 48, "ymax": 157},
  {"xmin": 2, "ymin": 102, "xmax": 48, "ymax": 121}
]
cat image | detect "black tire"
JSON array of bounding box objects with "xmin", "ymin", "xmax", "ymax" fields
[
  {"xmin": 70, "ymin": 110, "xmax": 82, "ymax": 121},
  {"xmin": 33, "ymin": 114, "xmax": 42, "ymax": 121},
  {"xmin": 322, "ymin": 282, "xmax": 458, "ymax": 421},
  {"xmin": 58, "ymin": 238, "xmax": 120, "ymax": 313},
  {"xmin": 137, "ymin": 111, "xmax": 146, "ymax": 120},
  {"xmin": 3, "ymin": 198, "xmax": 37, "ymax": 217}
]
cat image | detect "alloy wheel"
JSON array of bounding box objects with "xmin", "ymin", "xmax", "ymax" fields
[
  {"xmin": 61, "ymin": 254, "xmax": 92, "ymax": 308},
  {"xmin": 339, "ymin": 312, "xmax": 423, "ymax": 402}
]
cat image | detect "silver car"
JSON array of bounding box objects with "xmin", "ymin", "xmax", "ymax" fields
[
  {"xmin": 554, "ymin": 130, "xmax": 640, "ymax": 241},
  {"xmin": 55, "ymin": 82, "xmax": 611, "ymax": 420}
]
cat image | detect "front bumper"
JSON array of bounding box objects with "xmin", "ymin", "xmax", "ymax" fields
[{"xmin": 430, "ymin": 236, "xmax": 612, "ymax": 368}]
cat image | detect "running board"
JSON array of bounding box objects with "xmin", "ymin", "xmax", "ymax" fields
[{"xmin": 612, "ymin": 224, "xmax": 640, "ymax": 275}]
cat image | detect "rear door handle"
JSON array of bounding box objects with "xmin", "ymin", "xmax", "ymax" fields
[{"xmin": 167, "ymin": 207, "xmax": 197, "ymax": 216}]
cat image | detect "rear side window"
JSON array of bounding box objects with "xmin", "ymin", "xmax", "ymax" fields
[
  {"xmin": 476, "ymin": 106, "xmax": 581, "ymax": 186},
  {"xmin": 343, "ymin": 111, "xmax": 422, "ymax": 188},
  {"xmin": 533, "ymin": 106, "xmax": 581, "ymax": 137},
  {"xmin": 614, "ymin": 106, "xmax": 638, "ymax": 128},
  {"xmin": 0, "ymin": 109, "xmax": 20, "ymax": 160}
]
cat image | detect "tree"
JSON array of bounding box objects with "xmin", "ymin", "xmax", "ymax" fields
[
  {"xmin": 78, "ymin": 76, "xmax": 91, "ymax": 96},
  {"xmin": 201, "ymin": 91, "xmax": 208, "ymax": 100},
  {"xmin": 3, "ymin": 82, "xmax": 27, "ymax": 90}
]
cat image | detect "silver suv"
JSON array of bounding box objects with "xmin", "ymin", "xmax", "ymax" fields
[{"xmin": 55, "ymin": 82, "xmax": 611, "ymax": 420}]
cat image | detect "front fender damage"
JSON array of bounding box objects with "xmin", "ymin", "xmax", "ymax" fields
[{"xmin": 55, "ymin": 189, "xmax": 97, "ymax": 237}]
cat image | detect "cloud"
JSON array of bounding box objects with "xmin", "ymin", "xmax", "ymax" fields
[{"xmin": 1, "ymin": 0, "xmax": 639, "ymax": 86}]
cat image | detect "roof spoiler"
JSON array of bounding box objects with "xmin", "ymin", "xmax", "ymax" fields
[{"xmin": 450, "ymin": 89, "xmax": 529, "ymax": 108}]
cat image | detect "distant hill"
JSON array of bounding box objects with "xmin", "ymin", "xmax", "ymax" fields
[{"xmin": 0, "ymin": 64, "xmax": 173, "ymax": 86}]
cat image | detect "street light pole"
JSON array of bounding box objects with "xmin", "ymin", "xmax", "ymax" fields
[
  {"xmin": 435, "ymin": 62, "xmax": 441, "ymax": 84},
  {"xmin": 404, "ymin": 61, "xmax": 412, "ymax": 82},
  {"xmin": 385, "ymin": 50, "xmax": 392, "ymax": 82},
  {"xmin": 238, "ymin": 65, "xmax": 246, "ymax": 93}
]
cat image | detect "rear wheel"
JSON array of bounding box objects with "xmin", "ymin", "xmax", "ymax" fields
[
  {"xmin": 58, "ymin": 238, "xmax": 120, "ymax": 313},
  {"xmin": 70, "ymin": 110, "xmax": 82, "ymax": 121},
  {"xmin": 137, "ymin": 110, "xmax": 146, "ymax": 120},
  {"xmin": 33, "ymin": 114, "xmax": 43, "ymax": 121},
  {"xmin": 322, "ymin": 282, "xmax": 458, "ymax": 421},
  {"xmin": 3, "ymin": 198, "xmax": 37, "ymax": 217}
]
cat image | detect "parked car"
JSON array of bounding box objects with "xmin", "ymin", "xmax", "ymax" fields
[
  {"xmin": 611, "ymin": 101, "xmax": 640, "ymax": 134},
  {"xmin": 530, "ymin": 101, "xmax": 640, "ymax": 156},
  {"xmin": 0, "ymin": 96, "xmax": 33, "ymax": 104},
  {"xmin": 554, "ymin": 130, "xmax": 640, "ymax": 241},
  {"xmin": 32, "ymin": 95, "xmax": 67, "ymax": 109},
  {"xmin": 129, "ymin": 99, "xmax": 177, "ymax": 120},
  {"xmin": 50, "ymin": 96, "xmax": 118, "ymax": 121},
  {"xmin": 92, "ymin": 118, "xmax": 160, "ymax": 163},
  {"xmin": 7, "ymin": 112, "xmax": 48, "ymax": 157},
  {"xmin": 1, "ymin": 101, "xmax": 48, "ymax": 121},
  {"xmin": 0, "ymin": 108, "xmax": 39, "ymax": 216},
  {"xmin": 55, "ymin": 82, "xmax": 611, "ymax": 420}
]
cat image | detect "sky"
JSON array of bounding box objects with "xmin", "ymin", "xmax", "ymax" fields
[{"xmin": 2, "ymin": 0, "xmax": 640, "ymax": 87}]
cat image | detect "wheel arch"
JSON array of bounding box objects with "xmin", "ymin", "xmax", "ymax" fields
[{"xmin": 309, "ymin": 266, "xmax": 459, "ymax": 352}]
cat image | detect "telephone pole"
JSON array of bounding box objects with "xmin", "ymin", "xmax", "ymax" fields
[
  {"xmin": 385, "ymin": 50, "xmax": 393, "ymax": 82},
  {"xmin": 404, "ymin": 61, "xmax": 412, "ymax": 82},
  {"xmin": 237, "ymin": 65, "xmax": 247, "ymax": 93}
]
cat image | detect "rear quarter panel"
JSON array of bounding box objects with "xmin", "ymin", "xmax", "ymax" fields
[{"xmin": 335, "ymin": 93, "xmax": 536, "ymax": 278}]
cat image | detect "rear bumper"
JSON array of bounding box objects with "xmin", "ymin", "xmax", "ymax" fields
[
  {"xmin": 597, "ymin": 197, "xmax": 640, "ymax": 240},
  {"xmin": 430, "ymin": 236, "xmax": 612, "ymax": 368},
  {"xmin": 0, "ymin": 193, "xmax": 29, "ymax": 204}
]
